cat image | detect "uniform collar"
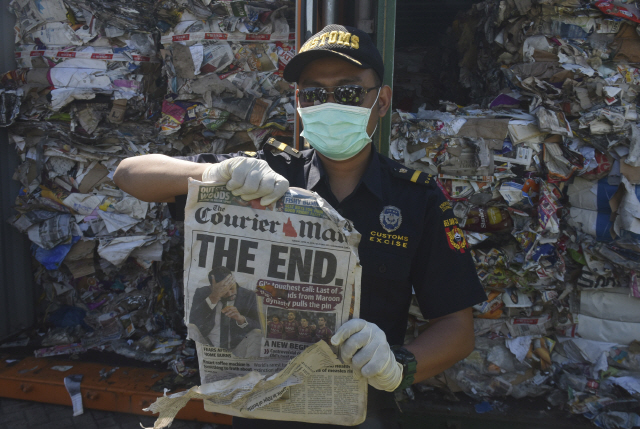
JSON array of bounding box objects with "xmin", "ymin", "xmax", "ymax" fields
[
  {"xmin": 307, "ymin": 150, "xmax": 324, "ymax": 190},
  {"xmin": 361, "ymin": 144, "xmax": 384, "ymax": 202},
  {"xmin": 306, "ymin": 144, "xmax": 383, "ymax": 202}
]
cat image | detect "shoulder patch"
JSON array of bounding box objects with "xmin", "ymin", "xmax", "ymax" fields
[
  {"xmin": 265, "ymin": 137, "xmax": 301, "ymax": 158},
  {"xmin": 391, "ymin": 167, "xmax": 435, "ymax": 187},
  {"xmin": 243, "ymin": 151, "xmax": 257, "ymax": 157}
]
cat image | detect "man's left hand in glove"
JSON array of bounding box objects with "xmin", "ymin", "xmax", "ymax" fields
[{"xmin": 331, "ymin": 319, "xmax": 404, "ymax": 392}]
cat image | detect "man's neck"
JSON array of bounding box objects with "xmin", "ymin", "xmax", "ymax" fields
[{"xmin": 317, "ymin": 144, "xmax": 372, "ymax": 203}]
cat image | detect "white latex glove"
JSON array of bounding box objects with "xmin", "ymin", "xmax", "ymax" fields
[
  {"xmin": 331, "ymin": 319, "xmax": 403, "ymax": 392},
  {"xmin": 201, "ymin": 157, "xmax": 289, "ymax": 206}
]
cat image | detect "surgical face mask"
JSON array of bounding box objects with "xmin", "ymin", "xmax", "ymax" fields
[{"xmin": 297, "ymin": 89, "xmax": 380, "ymax": 161}]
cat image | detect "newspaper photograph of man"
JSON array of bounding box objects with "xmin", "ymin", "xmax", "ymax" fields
[
  {"xmin": 267, "ymin": 314, "xmax": 284, "ymax": 339},
  {"xmin": 187, "ymin": 266, "xmax": 262, "ymax": 357},
  {"xmin": 313, "ymin": 315, "xmax": 334, "ymax": 344},
  {"xmin": 282, "ymin": 310, "xmax": 300, "ymax": 341},
  {"xmin": 297, "ymin": 317, "xmax": 315, "ymax": 343}
]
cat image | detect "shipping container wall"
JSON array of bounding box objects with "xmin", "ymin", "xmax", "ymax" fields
[{"xmin": 0, "ymin": 0, "xmax": 35, "ymax": 341}]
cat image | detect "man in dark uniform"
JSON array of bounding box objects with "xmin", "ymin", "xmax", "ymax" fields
[{"xmin": 114, "ymin": 24, "xmax": 486, "ymax": 428}]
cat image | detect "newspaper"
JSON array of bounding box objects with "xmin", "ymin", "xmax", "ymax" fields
[
  {"xmin": 144, "ymin": 179, "xmax": 367, "ymax": 427},
  {"xmin": 27, "ymin": 214, "xmax": 74, "ymax": 249}
]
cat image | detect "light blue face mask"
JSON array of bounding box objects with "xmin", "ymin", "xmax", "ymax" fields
[{"xmin": 297, "ymin": 89, "xmax": 380, "ymax": 161}]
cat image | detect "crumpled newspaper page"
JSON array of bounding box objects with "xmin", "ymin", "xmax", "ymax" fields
[
  {"xmin": 143, "ymin": 178, "xmax": 367, "ymax": 427},
  {"xmin": 143, "ymin": 340, "xmax": 366, "ymax": 428}
]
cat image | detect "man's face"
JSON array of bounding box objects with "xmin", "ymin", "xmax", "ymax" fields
[
  {"xmin": 211, "ymin": 274, "xmax": 237, "ymax": 300},
  {"xmin": 272, "ymin": 316, "xmax": 279, "ymax": 323},
  {"xmin": 297, "ymin": 57, "xmax": 384, "ymax": 138},
  {"xmin": 318, "ymin": 317, "xmax": 326, "ymax": 327},
  {"xmin": 223, "ymin": 282, "xmax": 237, "ymax": 300},
  {"xmin": 301, "ymin": 319, "xmax": 308, "ymax": 327},
  {"xmin": 288, "ymin": 312, "xmax": 295, "ymax": 321}
]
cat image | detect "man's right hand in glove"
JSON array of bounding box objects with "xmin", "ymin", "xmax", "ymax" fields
[
  {"xmin": 114, "ymin": 154, "xmax": 288, "ymax": 205},
  {"xmin": 202, "ymin": 157, "xmax": 289, "ymax": 206}
]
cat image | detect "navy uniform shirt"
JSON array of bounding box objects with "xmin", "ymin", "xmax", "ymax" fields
[{"xmin": 171, "ymin": 143, "xmax": 486, "ymax": 346}]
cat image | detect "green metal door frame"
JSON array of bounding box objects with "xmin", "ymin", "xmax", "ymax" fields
[
  {"xmin": 375, "ymin": 0, "xmax": 396, "ymax": 157},
  {"xmin": 0, "ymin": 0, "xmax": 35, "ymax": 342}
]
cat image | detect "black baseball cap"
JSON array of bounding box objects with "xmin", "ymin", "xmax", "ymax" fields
[{"xmin": 283, "ymin": 24, "xmax": 384, "ymax": 84}]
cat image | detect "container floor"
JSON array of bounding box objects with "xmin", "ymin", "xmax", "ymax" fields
[{"xmin": 0, "ymin": 397, "xmax": 230, "ymax": 429}]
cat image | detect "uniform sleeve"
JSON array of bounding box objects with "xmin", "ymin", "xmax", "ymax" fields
[{"xmin": 410, "ymin": 187, "xmax": 486, "ymax": 319}]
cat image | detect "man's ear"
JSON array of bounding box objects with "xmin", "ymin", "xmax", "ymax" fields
[{"xmin": 376, "ymin": 85, "xmax": 392, "ymax": 118}]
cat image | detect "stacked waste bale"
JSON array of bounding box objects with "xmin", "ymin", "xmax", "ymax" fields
[
  {"xmin": 155, "ymin": 0, "xmax": 296, "ymax": 153},
  {"xmin": 394, "ymin": 1, "xmax": 640, "ymax": 426},
  {"xmin": 0, "ymin": 0, "xmax": 291, "ymax": 382}
]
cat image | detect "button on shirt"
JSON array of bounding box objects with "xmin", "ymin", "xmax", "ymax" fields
[{"xmin": 171, "ymin": 145, "xmax": 486, "ymax": 346}]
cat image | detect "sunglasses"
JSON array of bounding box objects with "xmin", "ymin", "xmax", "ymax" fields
[{"xmin": 298, "ymin": 85, "xmax": 380, "ymax": 107}]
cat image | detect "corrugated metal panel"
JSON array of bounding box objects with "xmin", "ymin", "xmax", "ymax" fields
[{"xmin": 0, "ymin": 0, "xmax": 35, "ymax": 341}]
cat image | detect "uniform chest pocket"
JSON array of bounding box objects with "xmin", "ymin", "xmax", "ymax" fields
[{"xmin": 360, "ymin": 250, "xmax": 411, "ymax": 281}]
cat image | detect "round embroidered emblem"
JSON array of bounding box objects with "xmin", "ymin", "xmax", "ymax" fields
[{"xmin": 379, "ymin": 206, "xmax": 402, "ymax": 232}]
